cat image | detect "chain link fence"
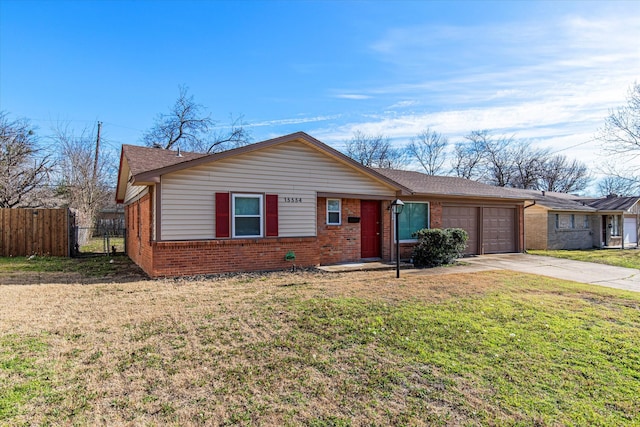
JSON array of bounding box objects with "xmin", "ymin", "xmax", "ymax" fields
[{"xmin": 72, "ymin": 224, "xmax": 126, "ymax": 256}]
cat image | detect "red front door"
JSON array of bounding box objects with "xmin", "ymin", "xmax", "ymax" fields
[{"xmin": 361, "ymin": 200, "xmax": 381, "ymax": 258}]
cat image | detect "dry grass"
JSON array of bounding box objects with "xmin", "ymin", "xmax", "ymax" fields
[{"xmin": 1, "ymin": 269, "xmax": 639, "ymax": 426}]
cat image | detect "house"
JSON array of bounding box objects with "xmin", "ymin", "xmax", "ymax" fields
[
  {"xmin": 373, "ymin": 169, "xmax": 527, "ymax": 258},
  {"xmin": 583, "ymin": 195, "xmax": 640, "ymax": 249},
  {"xmin": 115, "ymin": 132, "xmax": 527, "ymax": 277},
  {"xmin": 517, "ymin": 190, "xmax": 639, "ymax": 250}
]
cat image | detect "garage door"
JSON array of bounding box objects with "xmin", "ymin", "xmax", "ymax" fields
[
  {"xmin": 442, "ymin": 206, "xmax": 478, "ymax": 254},
  {"xmin": 443, "ymin": 205, "xmax": 517, "ymax": 255},
  {"xmin": 624, "ymin": 217, "xmax": 637, "ymax": 245},
  {"xmin": 483, "ymin": 207, "xmax": 516, "ymax": 253}
]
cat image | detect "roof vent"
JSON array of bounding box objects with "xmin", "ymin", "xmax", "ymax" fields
[
  {"xmin": 176, "ymin": 146, "xmax": 183, "ymax": 157},
  {"xmin": 541, "ymin": 190, "xmax": 545, "ymax": 196}
]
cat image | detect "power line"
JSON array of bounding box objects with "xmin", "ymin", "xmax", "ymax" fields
[{"xmin": 548, "ymin": 137, "xmax": 598, "ymax": 155}]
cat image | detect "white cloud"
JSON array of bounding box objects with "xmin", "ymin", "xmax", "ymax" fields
[
  {"xmin": 311, "ymin": 12, "xmax": 640, "ymax": 175},
  {"xmin": 247, "ymin": 114, "xmax": 342, "ymax": 128},
  {"xmin": 334, "ymin": 94, "xmax": 372, "ymax": 100}
]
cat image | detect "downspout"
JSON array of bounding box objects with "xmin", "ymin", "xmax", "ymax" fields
[
  {"xmin": 621, "ymin": 210, "xmax": 625, "ymax": 250},
  {"xmin": 522, "ymin": 200, "xmax": 536, "ymax": 252}
]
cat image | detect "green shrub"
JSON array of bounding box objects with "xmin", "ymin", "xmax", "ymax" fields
[{"xmin": 411, "ymin": 228, "xmax": 468, "ymax": 268}]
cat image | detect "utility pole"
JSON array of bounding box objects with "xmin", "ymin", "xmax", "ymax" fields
[{"xmin": 93, "ymin": 121, "xmax": 102, "ymax": 181}]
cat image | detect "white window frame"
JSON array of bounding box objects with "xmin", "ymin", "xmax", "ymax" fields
[
  {"xmin": 232, "ymin": 193, "xmax": 263, "ymax": 238},
  {"xmin": 397, "ymin": 201, "xmax": 430, "ymax": 243},
  {"xmin": 327, "ymin": 198, "xmax": 341, "ymax": 225}
]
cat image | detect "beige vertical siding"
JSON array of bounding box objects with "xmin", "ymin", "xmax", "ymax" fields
[{"xmin": 160, "ymin": 141, "xmax": 396, "ymax": 240}]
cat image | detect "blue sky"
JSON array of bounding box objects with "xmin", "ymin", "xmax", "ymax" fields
[{"xmin": 1, "ymin": 0, "xmax": 639, "ymax": 179}]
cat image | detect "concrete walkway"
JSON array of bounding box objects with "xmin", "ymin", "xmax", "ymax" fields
[{"xmin": 409, "ymin": 253, "xmax": 640, "ymax": 293}]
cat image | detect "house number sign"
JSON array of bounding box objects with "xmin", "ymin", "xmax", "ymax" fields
[{"xmin": 284, "ymin": 197, "xmax": 303, "ymax": 203}]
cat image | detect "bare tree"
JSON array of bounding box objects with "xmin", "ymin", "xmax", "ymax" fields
[
  {"xmin": 190, "ymin": 114, "xmax": 251, "ymax": 153},
  {"xmin": 599, "ymin": 82, "xmax": 640, "ymax": 157},
  {"xmin": 0, "ymin": 112, "xmax": 54, "ymax": 208},
  {"xmin": 451, "ymin": 133, "xmax": 486, "ymax": 180},
  {"xmin": 142, "ymin": 86, "xmax": 251, "ymax": 152},
  {"xmin": 54, "ymin": 123, "xmax": 114, "ymax": 245},
  {"xmin": 538, "ymin": 155, "xmax": 590, "ymax": 193},
  {"xmin": 481, "ymin": 134, "xmax": 518, "ymax": 187},
  {"xmin": 511, "ymin": 142, "xmax": 549, "ymax": 189},
  {"xmin": 452, "ymin": 130, "xmax": 589, "ymax": 192},
  {"xmin": 344, "ymin": 131, "xmax": 407, "ymax": 169},
  {"xmin": 597, "ymin": 176, "xmax": 640, "ymax": 196},
  {"xmin": 406, "ymin": 128, "xmax": 448, "ymax": 175}
]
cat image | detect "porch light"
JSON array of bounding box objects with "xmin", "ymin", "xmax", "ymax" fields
[{"xmin": 390, "ymin": 199, "xmax": 404, "ymax": 278}]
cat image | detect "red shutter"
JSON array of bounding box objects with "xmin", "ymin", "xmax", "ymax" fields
[
  {"xmin": 265, "ymin": 194, "xmax": 278, "ymax": 237},
  {"xmin": 215, "ymin": 192, "xmax": 230, "ymax": 238}
]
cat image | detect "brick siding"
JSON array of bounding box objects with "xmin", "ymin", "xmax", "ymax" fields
[
  {"xmin": 317, "ymin": 198, "xmax": 362, "ymax": 264},
  {"xmin": 125, "ymin": 190, "xmax": 154, "ymax": 275},
  {"xmin": 150, "ymin": 237, "xmax": 319, "ymax": 277}
]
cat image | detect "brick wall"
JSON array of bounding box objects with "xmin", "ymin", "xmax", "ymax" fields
[
  {"xmin": 430, "ymin": 201, "xmax": 443, "ymax": 228},
  {"xmin": 524, "ymin": 207, "xmax": 548, "ymax": 250},
  {"xmin": 125, "ymin": 190, "xmax": 154, "ymax": 275},
  {"xmin": 381, "ymin": 200, "xmax": 392, "ymax": 261},
  {"xmin": 317, "ymin": 198, "xmax": 362, "ymax": 264},
  {"xmin": 149, "ymin": 237, "xmax": 319, "ymax": 277}
]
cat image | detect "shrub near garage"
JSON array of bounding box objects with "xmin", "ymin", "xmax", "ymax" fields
[{"xmin": 412, "ymin": 227, "xmax": 468, "ymax": 268}]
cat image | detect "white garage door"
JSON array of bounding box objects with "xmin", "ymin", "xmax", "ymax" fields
[{"xmin": 624, "ymin": 217, "xmax": 637, "ymax": 245}]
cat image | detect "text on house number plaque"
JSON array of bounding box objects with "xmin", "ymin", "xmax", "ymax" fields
[{"xmin": 284, "ymin": 197, "xmax": 303, "ymax": 203}]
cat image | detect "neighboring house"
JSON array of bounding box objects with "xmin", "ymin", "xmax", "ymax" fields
[
  {"xmin": 517, "ymin": 190, "xmax": 640, "ymax": 250},
  {"xmin": 583, "ymin": 196, "xmax": 640, "ymax": 249},
  {"xmin": 115, "ymin": 132, "xmax": 527, "ymax": 277}
]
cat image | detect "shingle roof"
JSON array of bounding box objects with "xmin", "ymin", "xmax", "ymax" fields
[
  {"xmin": 504, "ymin": 188, "xmax": 597, "ymax": 211},
  {"xmin": 122, "ymin": 144, "xmax": 208, "ymax": 176},
  {"xmin": 583, "ymin": 196, "xmax": 640, "ymax": 211},
  {"xmin": 373, "ymin": 169, "xmax": 526, "ymax": 199}
]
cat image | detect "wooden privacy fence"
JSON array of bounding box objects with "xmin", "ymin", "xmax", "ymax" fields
[{"xmin": 0, "ymin": 208, "xmax": 75, "ymax": 257}]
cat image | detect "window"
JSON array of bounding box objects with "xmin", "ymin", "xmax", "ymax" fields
[
  {"xmin": 232, "ymin": 194, "xmax": 263, "ymax": 237},
  {"xmin": 583, "ymin": 215, "xmax": 590, "ymax": 229},
  {"xmin": 556, "ymin": 214, "xmax": 577, "ymax": 229},
  {"xmin": 397, "ymin": 202, "xmax": 429, "ymax": 241},
  {"xmin": 327, "ymin": 199, "xmax": 341, "ymax": 225}
]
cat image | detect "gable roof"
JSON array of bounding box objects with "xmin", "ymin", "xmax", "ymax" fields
[
  {"xmin": 116, "ymin": 132, "xmax": 411, "ymax": 203},
  {"xmin": 505, "ymin": 189, "xmax": 597, "ymax": 212},
  {"xmin": 123, "ymin": 145, "xmax": 208, "ymax": 177},
  {"xmin": 374, "ymin": 168, "xmax": 528, "ymax": 200},
  {"xmin": 583, "ymin": 196, "xmax": 640, "ymax": 211}
]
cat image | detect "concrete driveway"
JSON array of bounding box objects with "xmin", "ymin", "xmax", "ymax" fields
[{"xmin": 442, "ymin": 253, "xmax": 640, "ymax": 293}]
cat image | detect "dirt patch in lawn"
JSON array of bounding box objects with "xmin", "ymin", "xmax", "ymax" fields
[{"xmin": 0, "ymin": 255, "xmax": 148, "ymax": 285}]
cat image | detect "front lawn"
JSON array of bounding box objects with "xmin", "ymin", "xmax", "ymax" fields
[
  {"xmin": 0, "ymin": 255, "xmax": 147, "ymax": 284},
  {"xmin": 1, "ymin": 270, "xmax": 639, "ymax": 425},
  {"xmin": 529, "ymin": 249, "xmax": 640, "ymax": 270}
]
